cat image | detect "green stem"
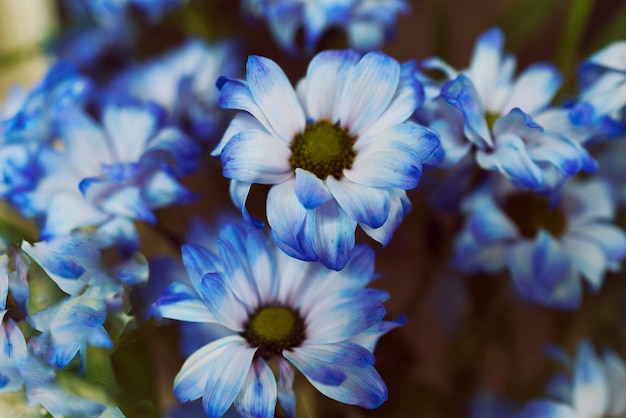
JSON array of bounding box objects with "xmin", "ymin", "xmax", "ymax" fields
[{"xmin": 556, "ymin": 0, "xmax": 596, "ymax": 79}]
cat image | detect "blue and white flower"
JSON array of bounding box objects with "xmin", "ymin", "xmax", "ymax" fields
[
  {"xmin": 243, "ymin": 0, "xmax": 409, "ymax": 53},
  {"xmin": 13, "ymin": 102, "xmax": 198, "ymax": 248},
  {"xmin": 213, "ymin": 49, "xmax": 438, "ymax": 270},
  {"xmin": 417, "ymin": 27, "xmax": 596, "ymax": 193},
  {"xmin": 520, "ymin": 341, "xmax": 626, "ymax": 418},
  {"xmin": 452, "ymin": 177, "xmax": 626, "ymax": 310},
  {"xmin": 111, "ymin": 39, "xmax": 239, "ymax": 142},
  {"xmin": 153, "ymin": 222, "xmax": 404, "ymax": 417}
]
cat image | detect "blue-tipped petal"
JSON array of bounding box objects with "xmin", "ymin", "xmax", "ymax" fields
[
  {"xmin": 476, "ymin": 134, "xmax": 544, "ymax": 190},
  {"xmin": 277, "ymin": 359, "xmax": 295, "ymax": 418},
  {"xmin": 305, "ymin": 364, "xmax": 388, "ymax": 409},
  {"xmin": 174, "ymin": 335, "xmax": 254, "ymax": 411},
  {"xmin": 294, "ymin": 168, "xmax": 332, "ymax": 209},
  {"xmin": 303, "ymin": 49, "xmax": 361, "ymax": 121},
  {"xmin": 221, "ymin": 129, "xmax": 292, "ymax": 184},
  {"xmin": 246, "ymin": 55, "xmax": 306, "ymax": 140},
  {"xmin": 230, "ymin": 180, "xmax": 263, "ymax": 228},
  {"xmin": 360, "ymin": 189, "xmax": 412, "ymax": 246},
  {"xmin": 312, "ymin": 201, "xmax": 357, "ymax": 270},
  {"xmin": 466, "ymin": 27, "xmax": 504, "ymax": 105},
  {"xmin": 199, "ymin": 272, "xmax": 247, "ymax": 331},
  {"xmin": 326, "ymin": 176, "xmax": 390, "ymax": 228},
  {"xmin": 282, "ymin": 349, "xmax": 346, "ymax": 386},
  {"xmin": 101, "ymin": 186, "xmax": 156, "ymax": 223},
  {"xmin": 234, "ymin": 358, "xmax": 277, "ymax": 418},
  {"xmin": 152, "ymin": 282, "xmax": 215, "ymax": 322},
  {"xmin": 340, "ymin": 51, "xmax": 401, "ymax": 135},
  {"xmin": 572, "ymin": 342, "xmax": 609, "ymax": 417},
  {"xmin": 441, "ymin": 75, "xmax": 493, "ymax": 148}
]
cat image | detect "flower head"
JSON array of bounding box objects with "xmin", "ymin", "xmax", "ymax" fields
[
  {"xmin": 243, "ymin": 0, "xmax": 409, "ymax": 53},
  {"xmin": 213, "ymin": 49, "xmax": 438, "ymax": 270},
  {"xmin": 452, "ymin": 177, "xmax": 626, "ymax": 310},
  {"xmin": 13, "ymin": 102, "xmax": 198, "ymax": 249},
  {"xmin": 153, "ymin": 222, "xmax": 403, "ymax": 417},
  {"xmin": 417, "ymin": 27, "xmax": 596, "ymax": 193}
]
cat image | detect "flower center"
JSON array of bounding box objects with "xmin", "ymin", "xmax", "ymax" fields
[
  {"xmin": 289, "ymin": 120, "xmax": 357, "ymax": 179},
  {"xmin": 502, "ymin": 192, "xmax": 567, "ymax": 238},
  {"xmin": 243, "ymin": 305, "xmax": 306, "ymax": 359},
  {"xmin": 485, "ymin": 112, "xmax": 500, "ymax": 131}
]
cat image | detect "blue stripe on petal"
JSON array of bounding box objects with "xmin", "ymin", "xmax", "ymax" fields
[
  {"xmin": 313, "ymin": 201, "xmax": 357, "ymax": 270},
  {"xmin": 230, "ymin": 180, "xmax": 263, "ymax": 228},
  {"xmin": 199, "ymin": 272, "xmax": 248, "ymax": 331},
  {"xmin": 304, "ymin": 364, "xmax": 387, "ymax": 409},
  {"xmin": 216, "ymin": 77, "xmax": 273, "ymax": 135},
  {"xmin": 282, "ymin": 349, "xmax": 346, "ymax": 386},
  {"xmin": 234, "ymin": 358, "xmax": 277, "ymax": 418},
  {"xmin": 360, "ymin": 189, "xmax": 412, "ymax": 246},
  {"xmin": 277, "ymin": 359, "xmax": 296, "ymax": 418},
  {"xmin": 294, "ymin": 168, "xmax": 332, "ymax": 209},
  {"xmin": 467, "ymin": 27, "xmax": 504, "ymax": 105}
]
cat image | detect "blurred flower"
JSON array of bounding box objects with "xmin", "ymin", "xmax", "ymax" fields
[
  {"xmin": 111, "ymin": 39, "xmax": 240, "ymax": 142},
  {"xmin": 213, "ymin": 49, "xmax": 438, "ymax": 270},
  {"xmin": 153, "ymin": 222, "xmax": 403, "ymax": 417},
  {"xmin": 63, "ymin": 0, "xmax": 186, "ymax": 26},
  {"xmin": 12, "ymin": 102, "xmax": 198, "ymax": 249},
  {"xmin": 452, "ymin": 177, "xmax": 626, "ymax": 310},
  {"xmin": 520, "ymin": 341, "xmax": 626, "ymax": 418},
  {"xmin": 243, "ymin": 0, "xmax": 409, "ymax": 53},
  {"xmin": 1, "ymin": 64, "xmax": 91, "ymax": 199},
  {"xmin": 417, "ymin": 27, "xmax": 596, "ymax": 193}
]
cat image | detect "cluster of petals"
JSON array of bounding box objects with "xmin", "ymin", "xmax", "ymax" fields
[
  {"xmin": 213, "ymin": 49, "xmax": 439, "ymax": 270},
  {"xmin": 416, "ymin": 27, "xmax": 596, "ymax": 193},
  {"xmin": 571, "ymin": 40, "xmax": 626, "ymax": 131},
  {"xmin": 111, "ymin": 39, "xmax": 239, "ymax": 141},
  {"xmin": 12, "ymin": 102, "xmax": 198, "ymax": 249},
  {"xmin": 153, "ymin": 222, "xmax": 403, "ymax": 417},
  {"xmin": 521, "ymin": 342, "xmax": 626, "ymax": 418},
  {"xmin": 452, "ymin": 177, "xmax": 626, "ymax": 310},
  {"xmin": 243, "ymin": 0, "xmax": 409, "ymax": 53}
]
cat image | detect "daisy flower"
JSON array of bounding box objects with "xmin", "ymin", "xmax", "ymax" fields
[
  {"xmin": 153, "ymin": 222, "xmax": 404, "ymax": 417},
  {"xmin": 213, "ymin": 49, "xmax": 439, "ymax": 270},
  {"xmin": 452, "ymin": 176, "xmax": 626, "ymax": 310}
]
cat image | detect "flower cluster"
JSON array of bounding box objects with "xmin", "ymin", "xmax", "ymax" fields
[{"xmin": 0, "ymin": 2, "xmax": 625, "ymax": 417}]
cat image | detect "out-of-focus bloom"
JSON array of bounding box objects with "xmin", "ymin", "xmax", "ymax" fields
[
  {"xmin": 153, "ymin": 222, "xmax": 403, "ymax": 417},
  {"xmin": 469, "ymin": 391, "xmax": 519, "ymax": 418},
  {"xmin": 13, "ymin": 102, "xmax": 198, "ymax": 248},
  {"xmin": 570, "ymin": 41, "xmax": 626, "ymax": 133},
  {"xmin": 452, "ymin": 177, "xmax": 626, "ymax": 310},
  {"xmin": 213, "ymin": 49, "xmax": 438, "ymax": 270},
  {"xmin": 416, "ymin": 27, "xmax": 596, "ymax": 193},
  {"xmin": 111, "ymin": 39, "xmax": 239, "ymax": 141},
  {"xmin": 1, "ymin": 64, "xmax": 91, "ymax": 198},
  {"xmin": 595, "ymin": 139, "xmax": 626, "ymax": 207},
  {"xmin": 243, "ymin": 0, "xmax": 409, "ymax": 53},
  {"xmin": 520, "ymin": 342, "xmax": 626, "ymax": 418}
]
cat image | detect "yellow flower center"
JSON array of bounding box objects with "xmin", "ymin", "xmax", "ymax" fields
[
  {"xmin": 289, "ymin": 120, "xmax": 357, "ymax": 179},
  {"xmin": 244, "ymin": 305, "xmax": 305, "ymax": 359}
]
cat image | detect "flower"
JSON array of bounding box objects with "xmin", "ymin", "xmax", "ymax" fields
[
  {"xmin": 520, "ymin": 341, "xmax": 626, "ymax": 418},
  {"xmin": 153, "ymin": 222, "xmax": 404, "ymax": 417},
  {"xmin": 13, "ymin": 102, "xmax": 198, "ymax": 249},
  {"xmin": 452, "ymin": 176, "xmax": 626, "ymax": 310},
  {"xmin": 213, "ymin": 49, "xmax": 439, "ymax": 270},
  {"xmin": 416, "ymin": 27, "xmax": 596, "ymax": 193},
  {"xmin": 110, "ymin": 39, "xmax": 239, "ymax": 141},
  {"xmin": 243, "ymin": 0, "xmax": 409, "ymax": 53}
]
